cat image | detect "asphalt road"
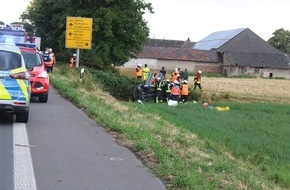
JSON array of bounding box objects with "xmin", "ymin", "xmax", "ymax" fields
[{"xmin": 0, "ymin": 87, "xmax": 166, "ymax": 190}]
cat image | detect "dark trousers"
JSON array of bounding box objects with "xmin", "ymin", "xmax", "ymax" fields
[
  {"xmin": 156, "ymin": 90, "xmax": 163, "ymax": 102},
  {"xmin": 194, "ymin": 83, "xmax": 202, "ymax": 90},
  {"xmin": 170, "ymin": 95, "xmax": 179, "ymax": 101},
  {"xmin": 180, "ymin": 95, "xmax": 188, "ymax": 102},
  {"xmin": 47, "ymin": 66, "xmax": 53, "ymax": 73}
]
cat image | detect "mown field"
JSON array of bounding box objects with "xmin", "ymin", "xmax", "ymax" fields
[{"xmin": 51, "ymin": 65, "xmax": 290, "ymax": 189}]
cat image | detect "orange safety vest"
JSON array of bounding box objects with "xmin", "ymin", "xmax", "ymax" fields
[
  {"xmin": 171, "ymin": 85, "xmax": 180, "ymax": 95},
  {"xmin": 151, "ymin": 77, "xmax": 157, "ymax": 84},
  {"xmin": 51, "ymin": 52, "xmax": 56, "ymax": 64},
  {"xmin": 136, "ymin": 67, "xmax": 143, "ymax": 77},
  {"xmin": 70, "ymin": 57, "xmax": 76, "ymax": 67},
  {"xmin": 181, "ymin": 84, "xmax": 189, "ymax": 95},
  {"xmin": 171, "ymin": 73, "xmax": 178, "ymax": 82}
]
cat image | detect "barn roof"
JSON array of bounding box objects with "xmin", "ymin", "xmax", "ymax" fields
[
  {"xmin": 193, "ymin": 28, "xmax": 245, "ymax": 50},
  {"xmin": 137, "ymin": 46, "xmax": 220, "ymax": 63},
  {"xmin": 194, "ymin": 28, "xmax": 290, "ymax": 69},
  {"xmin": 145, "ymin": 38, "xmax": 195, "ymax": 48}
]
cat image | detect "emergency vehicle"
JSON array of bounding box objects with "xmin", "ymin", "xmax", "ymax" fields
[
  {"xmin": 0, "ymin": 24, "xmax": 41, "ymax": 49},
  {"xmin": 20, "ymin": 46, "xmax": 49, "ymax": 102},
  {"xmin": 0, "ymin": 43, "xmax": 32, "ymax": 123}
]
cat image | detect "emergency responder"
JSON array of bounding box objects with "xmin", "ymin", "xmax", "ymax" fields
[
  {"xmin": 171, "ymin": 69, "xmax": 179, "ymax": 82},
  {"xmin": 194, "ymin": 70, "xmax": 202, "ymax": 91},
  {"xmin": 180, "ymin": 80, "xmax": 189, "ymax": 102},
  {"xmin": 48, "ymin": 48, "xmax": 55, "ymax": 73},
  {"xmin": 70, "ymin": 53, "xmax": 77, "ymax": 67},
  {"xmin": 163, "ymin": 79, "xmax": 172, "ymax": 102},
  {"xmin": 136, "ymin": 64, "xmax": 143, "ymax": 79},
  {"xmin": 143, "ymin": 64, "xmax": 150, "ymax": 82},
  {"xmin": 42, "ymin": 47, "xmax": 53, "ymax": 73},
  {"xmin": 151, "ymin": 73, "xmax": 158, "ymax": 85},
  {"xmin": 155, "ymin": 77, "xmax": 165, "ymax": 103},
  {"xmin": 170, "ymin": 80, "xmax": 181, "ymax": 101}
]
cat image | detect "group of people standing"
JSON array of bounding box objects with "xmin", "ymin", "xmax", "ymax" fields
[
  {"xmin": 135, "ymin": 64, "xmax": 202, "ymax": 103},
  {"xmin": 42, "ymin": 47, "xmax": 56, "ymax": 73}
]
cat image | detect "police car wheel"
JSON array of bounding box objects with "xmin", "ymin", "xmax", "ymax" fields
[{"xmin": 16, "ymin": 111, "xmax": 29, "ymax": 123}]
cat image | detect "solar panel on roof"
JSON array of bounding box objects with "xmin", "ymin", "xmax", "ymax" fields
[{"xmin": 193, "ymin": 28, "xmax": 245, "ymax": 50}]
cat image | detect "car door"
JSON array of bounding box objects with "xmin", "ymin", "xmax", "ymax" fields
[{"xmin": 0, "ymin": 50, "xmax": 29, "ymax": 103}]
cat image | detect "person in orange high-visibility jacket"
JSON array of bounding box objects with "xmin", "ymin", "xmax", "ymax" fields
[
  {"xmin": 70, "ymin": 54, "xmax": 77, "ymax": 67},
  {"xmin": 171, "ymin": 71, "xmax": 178, "ymax": 82},
  {"xmin": 48, "ymin": 48, "xmax": 56, "ymax": 73},
  {"xmin": 170, "ymin": 80, "xmax": 180, "ymax": 101},
  {"xmin": 136, "ymin": 64, "xmax": 143, "ymax": 79},
  {"xmin": 180, "ymin": 80, "xmax": 189, "ymax": 102},
  {"xmin": 194, "ymin": 70, "xmax": 202, "ymax": 91}
]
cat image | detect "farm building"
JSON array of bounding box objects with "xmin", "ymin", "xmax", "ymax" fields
[{"xmin": 123, "ymin": 28, "xmax": 290, "ymax": 79}]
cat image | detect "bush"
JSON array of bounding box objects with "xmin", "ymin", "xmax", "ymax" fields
[
  {"xmin": 188, "ymin": 90, "xmax": 202, "ymax": 101},
  {"xmin": 90, "ymin": 70, "xmax": 140, "ymax": 101}
]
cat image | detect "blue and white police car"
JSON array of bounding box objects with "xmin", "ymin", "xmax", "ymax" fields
[{"xmin": 0, "ymin": 43, "xmax": 32, "ymax": 123}]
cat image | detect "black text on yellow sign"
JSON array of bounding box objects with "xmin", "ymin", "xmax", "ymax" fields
[{"xmin": 65, "ymin": 17, "xmax": 93, "ymax": 49}]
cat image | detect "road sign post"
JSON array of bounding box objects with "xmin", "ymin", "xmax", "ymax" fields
[{"xmin": 65, "ymin": 17, "xmax": 93, "ymax": 68}]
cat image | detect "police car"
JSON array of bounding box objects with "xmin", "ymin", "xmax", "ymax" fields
[{"xmin": 0, "ymin": 43, "xmax": 32, "ymax": 123}]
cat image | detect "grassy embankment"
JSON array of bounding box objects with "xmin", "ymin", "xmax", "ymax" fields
[{"xmin": 50, "ymin": 65, "xmax": 290, "ymax": 190}]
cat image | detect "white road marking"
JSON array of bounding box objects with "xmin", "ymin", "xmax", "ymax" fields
[{"xmin": 13, "ymin": 122, "xmax": 37, "ymax": 190}]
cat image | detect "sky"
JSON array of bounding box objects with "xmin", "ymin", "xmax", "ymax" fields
[
  {"xmin": 144, "ymin": 0, "xmax": 290, "ymax": 41},
  {"xmin": 1, "ymin": 0, "xmax": 290, "ymax": 42},
  {"xmin": 0, "ymin": 0, "xmax": 30, "ymax": 24}
]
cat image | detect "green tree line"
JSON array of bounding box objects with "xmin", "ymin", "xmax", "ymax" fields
[
  {"xmin": 21, "ymin": 0, "xmax": 153, "ymax": 69},
  {"xmin": 267, "ymin": 28, "xmax": 290, "ymax": 54}
]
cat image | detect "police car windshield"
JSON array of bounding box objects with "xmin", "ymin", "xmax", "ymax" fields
[
  {"xmin": 22, "ymin": 52, "xmax": 42, "ymax": 67},
  {"xmin": 0, "ymin": 50, "xmax": 22, "ymax": 70}
]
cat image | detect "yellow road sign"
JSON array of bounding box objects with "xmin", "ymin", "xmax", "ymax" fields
[{"xmin": 65, "ymin": 17, "xmax": 92, "ymax": 49}]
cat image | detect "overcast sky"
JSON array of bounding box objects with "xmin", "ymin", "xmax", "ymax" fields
[
  {"xmin": 144, "ymin": 0, "xmax": 290, "ymax": 41},
  {"xmin": 1, "ymin": 0, "xmax": 289, "ymax": 42}
]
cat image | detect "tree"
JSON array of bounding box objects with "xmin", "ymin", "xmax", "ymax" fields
[
  {"xmin": 268, "ymin": 28, "xmax": 290, "ymax": 54},
  {"xmin": 21, "ymin": 0, "xmax": 153, "ymax": 69},
  {"xmin": 0, "ymin": 21, "xmax": 4, "ymax": 25}
]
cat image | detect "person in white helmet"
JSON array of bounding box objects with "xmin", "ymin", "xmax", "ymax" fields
[
  {"xmin": 70, "ymin": 53, "xmax": 77, "ymax": 67},
  {"xmin": 170, "ymin": 80, "xmax": 181, "ymax": 102},
  {"xmin": 180, "ymin": 80, "xmax": 190, "ymax": 102},
  {"xmin": 194, "ymin": 70, "xmax": 202, "ymax": 91},
  {"xmin": 43, "ymin": 47, "xmax": 53, "ymax": 73},
  {"xmin": 136, "ymin": 63, "xmax": 143, "ymax": 79},
  {"xmin": 48, "ymin": 48, "xmax": 55, "ymax": 72}
]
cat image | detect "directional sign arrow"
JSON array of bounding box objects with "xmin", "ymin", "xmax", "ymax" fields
[
  {"xmin": 69, "ymin": 23, "xmax": 73, "ymax": 27},
  {"xmin": 69, "ymin": 32, "xmax": 73, "ymax": 36},
  {"xmin": 85, "ymin": 42, "xmax": 89, "ymax": 46}
]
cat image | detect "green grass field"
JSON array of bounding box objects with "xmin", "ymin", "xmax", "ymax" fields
[
  {"xmin": 135, "ymin": 101, "xmax": 290, "ymax": 188},
  {"xmin": 51, "ymin": 65, "xmax": 290, "ymax": 189}
]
